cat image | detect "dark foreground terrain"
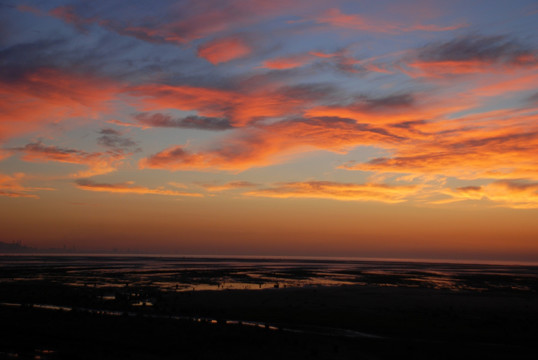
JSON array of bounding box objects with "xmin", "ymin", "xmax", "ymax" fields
[{"xmin": 1, "ymin": 256, "xmax": 537, "ymax": 359}]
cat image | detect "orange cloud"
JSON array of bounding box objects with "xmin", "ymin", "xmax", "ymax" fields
[
  {"xmin": 482, "ymin": 181, "xmax": 538, "ymax": 208},
  {"xmin": 139, "ymin": 116, "xmax": 402, "ymax": 172},
  {"xmin": 128, "ymin": 84, "xmax": 236, "ymax": 119},
  {"xmin": 134, "ymin": 72, "xmax": 535, "ymax": 184},
  {"xmin": 132, "ymin": 81, "xmax": 462, "ymax": 134},
  {"xmin": 0, "ymin": 173, "xmax": 52, "ymax": 199},
  {"xmin": 14, "ymin": 142, "xmax": 127, "ymax": 177},
  {"xmin": 342, "ymin": 107, "xmax": 538, "ymax": 181},
  {"xmin": 75, "ymin": 179, "xmax": 203, "ymax": 197},
  {"xmin": 244, "ymin": 181, "xmax": 420, "ymax": 203},
  {"xmin": 473, "ymin": 72, "xmax": 538, "ymax": 97},
  {"xmin": 440, "ymin": 181, "xmax": 538, "ymax": 209},
  {"xmin": 197, "ymin": 36, "xmax": 251, "ymax": 64},
  {"xmin": 0, "ymin": 68, "xmax": 119, "ymax": 141},
  {"xmin": 305, "ymin": 93, "xmax": 475, "ymax": 126},
  {"xmin": 129, "ymin": 83, "xmax": 320, "ymax": 127}
]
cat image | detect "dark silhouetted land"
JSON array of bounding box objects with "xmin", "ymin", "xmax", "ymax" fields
[{"xmin": 1, "ymin": 255, "xmax": 537, "ymax": 359}]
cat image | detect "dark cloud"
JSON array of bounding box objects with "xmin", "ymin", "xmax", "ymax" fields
[
  {"xmin": 0, "ymin": 39, "xmax": 68, "ymax": 76},
  {"xmin": 389, "ymin": 119, "xmax": 429, "ymax": 136},
  {"xmin": 13, "ymin": 142, "xmax": 83, "ymax": 157},
  {"xmin": 278, "ymin": 83, "xmax": 339, "ymax": 102},
  {"xmin": 140, "ymin": 112, "xmax": 406, "ymax": 172},
  {"xmin": 75, "ymin": 178, "xmax": 123, "ymax": 189},
  {"xmin": 134, "ymin": 113, "xmax": 234, "ymax": 130},
  {"xmin": 448, "ymin": 131, "xmax": 538, "ymax": 151},
  {"xmin": 359, "ymin": 153, "xmax": 447, "ymax": 168},
  {"xmin": 494, "ymin": 180, "xmax": 538, "ymax": 191},
  {"xmin": 417, "ymin": 34, "xmax": 537, "ymax": 65},
  {"xmin": 10, "ymin": 141, "xmax": 126, "ymax": 177},
  {"xmin": 390, "ymin": 120, "xmax": 428, "ymax": 129},
  {"xmin": 293, "ymin": 117, "xmax": 403, "ymax": 139},
  {"xmin": 0, "ymin": 15, "xmax": 198, "ymax": 83},
  {"xmin": 0, "ymin": 36, "xmax": 149, "ymax": 83},
  {"xmin": 527, "ymin": 92, "xmax": 538, "ymax": 104},
  {"xmin": 9, "ymin": 141, "xmax": 124, "ymax": 176},
  {"xmin": 97, "ymin": 128, "xmax": 139, "ymax": 151},
  {"xmin": 354, "ymin": 93, "xmax": 415, "ymax": 110},
  {"xmin": 46, "ymin": 0, "xmax": 304, "ymax": 47},
  {"xmin": 99, "ymin": 128, "xmax": 121, "ymax": 135}
]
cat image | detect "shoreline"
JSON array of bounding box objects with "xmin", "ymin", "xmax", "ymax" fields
[{"xmin": 2, "ymin": 252, "xmax": 538, "ymax": 266}]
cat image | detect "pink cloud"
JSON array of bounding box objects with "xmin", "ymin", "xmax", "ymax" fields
[
  {"xmin": 262, "ymin": 54, "xmax": 314, "ymax": 70},
  {"xmin": 312, "ymin": 8, "xmax": 464, "ymax": 34},
  {"xmin": 197, "ymin": 36, "xmax": 252, "ymax": 64}
]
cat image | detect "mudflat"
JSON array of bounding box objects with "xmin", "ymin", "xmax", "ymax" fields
[{"xmin": 1, "ymin": 255, "xmax": 537, "ymax": 359}]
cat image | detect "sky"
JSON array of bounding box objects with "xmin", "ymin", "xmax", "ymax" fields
[{"xmin": 1, "ymin": 0, "xmax": 538, "ymax": 262}]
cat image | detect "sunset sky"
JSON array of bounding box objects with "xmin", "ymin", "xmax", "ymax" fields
[{"xmin": 1, "ymin": 0, "xmax": 538, "ymax": 262}]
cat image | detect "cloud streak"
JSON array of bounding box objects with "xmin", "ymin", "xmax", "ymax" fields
[
  {"xmin": 0, "ymin": 173, "xmax": 51, "ymax": 199},
  {"xmin": 13, "ymin": 142, "xmax": 126, "ymax": 177},
  {"xmin": 198, "ymin": 181, "xmax": 259, "ymax": 192},
  {"xmin": 403, "ymin": 35, "xmax": 538, "ymax": 77},
  {"xmin": 134, "ymin": 113, "xmax": 233, "ymax": 131},
  {"xmin": 75, "ymin": 179, "xmax": 203, "ymax": 197},
  {"xmin": 311, "ymin": 8, "xmax": 465, "ymax": 34},
  {"xmin": 244, "ymin": 181, "xmax": 420, "ymax": 203},
  {"xmin": 440, "ymin": 180, "xmax": 538, "ymax": 209}
]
